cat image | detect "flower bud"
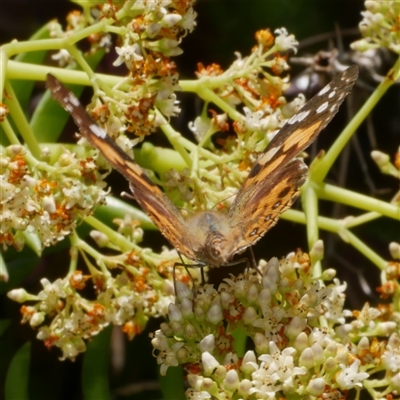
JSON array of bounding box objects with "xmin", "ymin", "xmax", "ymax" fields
[
  {"xmin": 170, "ymin": 321, "xmax": 184, "ymax": 336},
  {"xmin": 254, "ymin": 333, "xmax": 269, "ymax": 353},
  {"xmin": 243, "ymin": 307, "xmax": 257, "ymax": 325},
  {"xmin": 246, "ymin": 283, "xmax": 259, "ymax": 303},
  {"xmin": 161, "ymin": 13, "xmax": 182, "ymax": 28},
  {"xmin": 43, "ymin": 196, "xmax": 57, "ymax": 214},
  {"xmin": 202, "ymin": 351, "xmax": 219, "ymax": 376},
  {"xmin": 240, "ymin": 351, "xmax": 257, "ymax": 374},
  {"xmin": 285, "ymin": 316, "xmax": 306, "ymax": 339},
  {"xmin": 390, "ymin": 373, "xmax": 400, "ymax": 390},
  {"xmin": 321, "ymin": 268, "xmax": 336, "ymax": 280},
  {"xmin": 7, "ymin": 288, "xmax": 31, "ymax": 303},
  {"xmin": 389, "ymin": 242, "xmax": 400, "ymax": 260},
  {"xmin": 324, "ymin": 356, "xmax": 337, "ymax": 372},
  {"xmin": 168, "ymin": 303, "xmax": 183, "ymax": 322},
  {"xmin": 294, "ymin": 332, "xmax": 309, "ymax": 352},
  {"xmin": 223, "ymin": 369, "xmax": 239, "ymax": 391},
  {"xmin": 307, "ymin": 377, "xmax": 326, "ymax": 396},
  {"xmin": 257, "ymin": 288, "xmax": 271, "ymax": 306},
  {"xmin": 238, "ymin": 379, "xmax": 252, "ymax": 396},
  {"xmin": 175, "ymin": 281, "xmax": 193, "ymax": 300},
  {"xmin": 310, "ymin": 239, "xmax": 324, "ymax": 261},
  {"xmin": 184, "ymin": 323, "xmax": 198, "ymax": 341},
  {"xmin": 220, "ymin": 291, "xmax": 234, "ymax": 308},
  {"xmin": 299, "ymin": 348, "xmax": 314, "ymax": 369},
  {"xmin": 180, "ymin": 298, "xmax": 194, "ymax": 318},
  {"xmin": 160, "ymin": 322, "xmax": 173, "ymax": 337},
  {"xmin": 90, "ymin": 230, "xmax": 109, "ymax": 247},
  {"xmin": 214, "ymin": 365, "xmax": 227, "ymax": 380},
  {"xmin": 207, "ymin": 304, "xmax": 223, "ymax": 325},
  {"xmin": 198, "ymin": 334, "xmax": 215, "ymax": 353},
  {"xmin": 311, "ymin": 342, "xmax": 324, "ymax": 365},
  {"xmin": 30, "ymin": 312, "xmax": 45, "ymax": 327},
  {"xmin": 376, "ymin": 321, "xmax": 396, "ymax": 336}
]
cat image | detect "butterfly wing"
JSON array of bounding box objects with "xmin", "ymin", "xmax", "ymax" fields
[
  {"xmin": 238, "ymin": 65, "xmax": 359, "ymax": 196},
  {"xmin": 46, "ymin": 74, "xmax": 198, "ymax": 262},
  {"xmin": 228, "ymin": 65, "xmax": 359, "ymax": 253}
]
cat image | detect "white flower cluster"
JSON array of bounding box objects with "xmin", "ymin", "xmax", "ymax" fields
[
  {"xmin": 0, "ymin": 145, "xmax": 108, "ymax": 250},
  {"xmin": 151, "ymin": 253, "xmax": 400, "ymax": 399},
  {"xmin": 351, "ymin": 1, "xmax": 400, "ymax": 54},
  {"xmin": 47, "ymin": 0, "xmax": 197, "ymax": 143},
  {"xmin": 8, "ymin": 268, "xmax": 175, "ymax": 360}
]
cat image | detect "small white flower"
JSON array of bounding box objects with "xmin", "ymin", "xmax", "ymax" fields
[
  {"xmin": 336, "ymin": 359, "xmax": 369, "ymax": 389},
  {"xmin": 243, "ymin": 107, "xmax": 265, "ymax": 130},
  {"xmin": 181, "ymin": 7, "xmax": 197, "ymax": 32},
  {"xmin": 274, "ymin": 27, "xmax": 298, "ymax": 53},
  {"xmin": 51, "ymin": 49, "xmax": 75, "ymax": 67},
  {"xmin": 382, "ymin": 333, "xmax": 400, "ymax": 372},
  {"xmin": 113, "ymin": 44, "xmax": 143, "ymax": 67}
]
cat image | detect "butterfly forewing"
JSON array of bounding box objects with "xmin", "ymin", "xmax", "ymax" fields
[
  {"xmin": 237, "ymin": 65, "xmax": 359, "ymax": 196},
  {"xmin": 227, "ymin": 65, "xmax": 358, "ymax": 253},
  {"xmin": 46, "ymin": 74, "xmax": 198, "ymax": 262}
]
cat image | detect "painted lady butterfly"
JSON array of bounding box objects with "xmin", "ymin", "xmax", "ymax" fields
[{"xmin": 47, "ymin": 65, "xmax": 358, "ymax": 268}]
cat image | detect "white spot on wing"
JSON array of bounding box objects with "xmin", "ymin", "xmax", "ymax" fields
[
  {"xmin": 328, "ymin": 90, "xmax": 336, "ymax": 98},
  {"xmin": 288, "ymin": 110, "xmax": 311, "ymax": 125},
  {"xmin": 263, "ymin": 146, "xmax": 279, "ymax": 162},
  {"xmin": 316, "ymin": 102, "xmax": 328, "ymax": 114},
  {"xmin": 68, "ymin": 94, "xmax": 80, "ymax": 107},
  {"xmin": 318, "ymin": 84, "xmax": 331, "ymax": 96},
  {"xmin": 90, "ymin": 124, "xmax": 107, "ymax": 138}
]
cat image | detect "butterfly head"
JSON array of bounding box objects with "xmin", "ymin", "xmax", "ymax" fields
[{"xmin": 186, "ymin": 211, "xmax": 242, "ymax": 267}]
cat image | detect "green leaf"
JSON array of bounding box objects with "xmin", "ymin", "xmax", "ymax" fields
[
  {"xmin": 0, "ymin": 247, "xmax": 39, "ymax": 295},
  {"xmin": 94, "ymin": 196, "xmax": 156, "ymax": 231},
  {"xmin": 159, "ymin": 365, "xmax": 186, "ymax": 400},
  {"xmin": 5, "ymin": 341, "xmax": 31, "ymax": 400},
  {"xmin": 82, "ymin": 325, "xmax": 112, "ymax": 400},
  {"xmin": 12, "ymin": 24, "xmax": 51, "ymax": 112},
  {"xmin": 0, "ymin": 319, "xmax": 11, "ymax": 337},
  {"xmin": 0, "ymin": 23, "xmax": 50, "ymax": 148}
]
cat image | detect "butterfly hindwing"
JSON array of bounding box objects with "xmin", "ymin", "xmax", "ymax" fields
[{"xmin": 229, "ymin": 158, "xmax": 307, "ymax": 253}]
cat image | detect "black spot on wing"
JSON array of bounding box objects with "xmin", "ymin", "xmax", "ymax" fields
[
  {"xmin": 277, "ymin": 186, "xmax": 291, "ymax": 199},
  {"xmin": 247, "ymin": 162, "xmax": 262, "ymax": 179}
]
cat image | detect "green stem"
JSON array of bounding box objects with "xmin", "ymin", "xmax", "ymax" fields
[
  {"xmin": 155, "ymin": 109, "xmax": 193, "ymax": 167},
  {"xmin": 4, "ymin": 80, "xmax": 41, "ymax": 157},
  {"xmin": 84, "ymin": 216, "xmax": 136, "ymax": 253},
  {"xmin": 6, "ymin": 60, "xmax": 121, "ymax": 87},
  {"xmin": 0, "ymin": 48, "xmax": 9, "ymax": 100},
  {"xmin": 315, "ymin": 183, "xmax": 400, "ymax": 220},
  {"xmin": 1, "ymin": 118, "xmax": 21, "ymax": 145},
  {"xmin": 312, "ymin": 55, "xmax": 400, "ymax": 181},
  {"xmin": 338, "ymin": 228, "xmax": 387, "ymax": 270},
  {"xmin": 302, "ymin": 182, "xmax": 322, "ymax": 276}
]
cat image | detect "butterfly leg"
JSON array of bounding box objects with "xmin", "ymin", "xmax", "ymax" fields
[
  {"xmin": 248, "ymin": 247, "xmax": 262, "ymax": 276},
  {"xmin": 173, "ymin": 253, "xmax": 204, "ymax": 295}
]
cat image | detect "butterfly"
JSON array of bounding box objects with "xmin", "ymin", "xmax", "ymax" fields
[{"xmin": 46, "ymin": 65, "xmax": 358, "ymax": 269}]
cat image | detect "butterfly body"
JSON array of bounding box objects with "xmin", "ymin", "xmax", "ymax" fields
[
  {"xmin": 184, "ymin": 211, "xmax": 240, "ymax": 267},
  {"xmin": 46, "ymin": 65, "xmax": 358, "ymax": 269}
]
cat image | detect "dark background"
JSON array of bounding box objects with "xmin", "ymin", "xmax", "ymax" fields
[{"xmin": 1, "ymin": 1, "xmax": 399, "ymax": 399}]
